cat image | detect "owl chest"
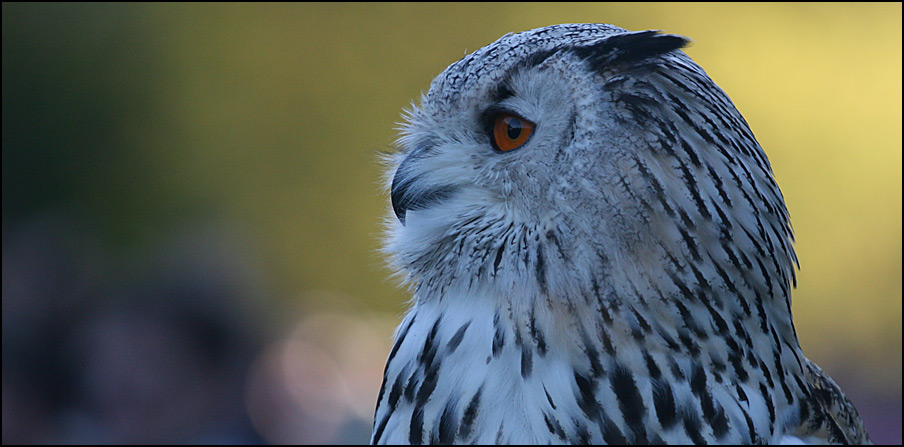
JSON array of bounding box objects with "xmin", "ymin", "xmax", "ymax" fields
[
  {"xmin": 373, "ymin": 296, "xmax": 790, "ymax": 445},
  {"xmin": 372, "ymin": 297, "xmax": 585, "ymax": 444}
]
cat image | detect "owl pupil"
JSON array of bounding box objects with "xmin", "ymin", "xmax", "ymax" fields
[{"xmin": 507, "ymin": 119, "xmax": 522, "ymax": 139}]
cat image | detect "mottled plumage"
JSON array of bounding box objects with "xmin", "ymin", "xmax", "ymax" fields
[{"xmin": 372, "ymin": 23, "xmax": 869, "ymax": 445}]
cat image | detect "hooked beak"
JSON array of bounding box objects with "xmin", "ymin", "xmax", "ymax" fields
[{"xmin": 390, "ymin": 154, "xmax": 458, "ymax": 225}]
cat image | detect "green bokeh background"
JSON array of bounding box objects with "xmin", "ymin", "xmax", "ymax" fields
[{"xmin": 3, "ymin": 3, "xmax": 900, "ymax": 444}]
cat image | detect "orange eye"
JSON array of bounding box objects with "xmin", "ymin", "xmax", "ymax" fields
[{"xmin": 492, "ymin": 113, "xmax": 535, "ymax": 152}]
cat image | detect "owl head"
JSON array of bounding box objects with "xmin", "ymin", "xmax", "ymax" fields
[{"xmin": 384, "ymin": 23, "xmax": 795, "ymax": 309}]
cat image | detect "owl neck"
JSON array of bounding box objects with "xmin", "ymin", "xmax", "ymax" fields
[
  {"xmin": 402, "ymin": 213, "xmax": 806, "ymax": 393},
  {"xmin": 402, "ymin": 214, "xmax": 802, "ymax": 356}
]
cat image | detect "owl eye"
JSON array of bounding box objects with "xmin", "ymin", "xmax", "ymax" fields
[{"xmin": 491, "ymin": 113, "xmax": 535, "ymax": 152}]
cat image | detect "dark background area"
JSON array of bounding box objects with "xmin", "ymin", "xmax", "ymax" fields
[{"xmin": 3, "ymin": 3, "xmax": 900, "ymax": 444}]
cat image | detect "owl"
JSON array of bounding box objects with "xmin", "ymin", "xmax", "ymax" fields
[{"xmin": 371, "ymin": 23, "xmax": 870, "ymax": 445}]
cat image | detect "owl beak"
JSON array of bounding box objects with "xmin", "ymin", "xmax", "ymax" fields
[
  {"xmin": 391, "ymin": 169, "xmax": 412, "ymax": 225},
  {"xmin": 390, "ymin": 159, "xmax": 458, "ymax": 226}
]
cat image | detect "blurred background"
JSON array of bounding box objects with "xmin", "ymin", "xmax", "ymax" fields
[{"xmin": 2, "ymin": 3, "xmax": 900, "ymax": 444}]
